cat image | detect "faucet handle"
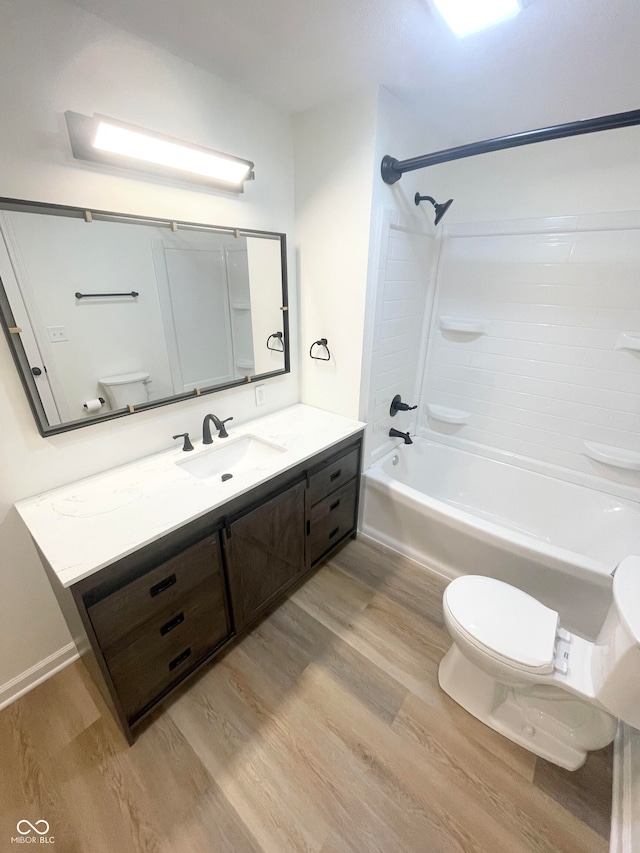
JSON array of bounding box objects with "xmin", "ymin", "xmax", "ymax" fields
[
  {"xmin": 390, "ymin": 394, "xmax": 417, "ymax": 416},
  {"xmin": 218, "ymin": 417, "xmax": 233, "ymax": 439},
  {"xmin": 173, "ymin": 432, "xmax": 194, "ymax": 451}
]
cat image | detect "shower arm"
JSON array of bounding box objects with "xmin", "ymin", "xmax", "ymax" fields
[{"xmin": 381, "ymin": 107, "xmax": 640, "ymax": 184}]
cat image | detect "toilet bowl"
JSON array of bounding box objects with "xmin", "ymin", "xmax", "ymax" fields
[{"xmin": 438, "ymin": 557, "xmax": 640, "ymax": 770}]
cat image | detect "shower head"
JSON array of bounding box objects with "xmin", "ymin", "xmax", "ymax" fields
[{"xmin": 414, "ymin": 193, "xmax": 454, "ymax": 225}]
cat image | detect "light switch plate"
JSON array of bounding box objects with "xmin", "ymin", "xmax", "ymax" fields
[
  {"xmin": 47, "ymin": 326, "xmax": 67, "ymax": 342},
  {"xmin": 255, "ymin": 385, "xmax": 265, "ymax": 407}
]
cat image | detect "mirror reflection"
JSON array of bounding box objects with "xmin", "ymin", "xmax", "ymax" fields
[{"xmin": 0, "ymin": 201, "xmax": 288, "ymax": 434}]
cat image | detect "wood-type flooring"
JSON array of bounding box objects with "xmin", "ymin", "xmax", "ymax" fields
[{"xmin": 0, "ymin": 538, "xmax": 613, "ymax": 852}]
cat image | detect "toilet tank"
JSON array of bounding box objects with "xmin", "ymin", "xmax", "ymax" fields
[
  {"xmin": 592, "ymin": 556, "xmax": 640, "ymax": 728},
  {"xmin": 99, "ymin": 372, "xmax": 150, "ymax": 410}
]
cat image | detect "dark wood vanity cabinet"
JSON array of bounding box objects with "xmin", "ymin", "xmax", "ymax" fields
[{"xmin": 56, "ymin": 431, "xmax": 363, "ymax": 743}]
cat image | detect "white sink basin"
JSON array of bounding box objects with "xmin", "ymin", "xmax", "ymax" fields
[{"xmin": 176, "ymin": 435, "xmax": 286, "ymax": 484}]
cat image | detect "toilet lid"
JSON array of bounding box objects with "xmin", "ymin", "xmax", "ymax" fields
[
  {"xmin": 99, "ymin": 371, "xmax": 149, "ymax": 385},
  {"xmin": 444, "ymin": 576, "xmax": 559, "ymax": 670}
]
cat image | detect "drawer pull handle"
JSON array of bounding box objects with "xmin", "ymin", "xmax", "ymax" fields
[
  {"xmin": 330, "ymin": 499, "xmax": 341, "ymax": 512},
  {"xmin": 329, "ymin": 526, "xmax": 340, "ymax": 539},
  {"xmin": 150, "ymin": 573, "xmax": 177, "ymax": 597},
  {"xmin": 160, "ymin": 612, "xmax": 185, "ymax": 636},
  {"xmin": 169, "ymin": 647, "xmax": 191, "ymax": 671},
  {"xmin": 330, "ymin": 469, "xmax": 342, "ymax": 482}
]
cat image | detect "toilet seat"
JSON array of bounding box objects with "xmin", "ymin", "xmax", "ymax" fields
[{"xmin": 443, "ymin": 576, "xmax": 559, "ymax": 675}]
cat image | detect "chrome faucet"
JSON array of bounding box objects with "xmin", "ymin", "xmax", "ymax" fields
[{"xmin": 202, "ymin": 413, "xmax": 233, "ymax": 443}]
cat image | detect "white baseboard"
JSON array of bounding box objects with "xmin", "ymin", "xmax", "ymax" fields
[
  {"xmin": 0, "ymin": 643, "xmax": 78, "ymax": 711},
  {"xmin": 611, "ymin": 722, "xmax": 640, "ymax": 853}
]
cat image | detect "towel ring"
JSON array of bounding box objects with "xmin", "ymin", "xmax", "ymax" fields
[
  {"xmin": 266, "ymin": 331, "xmax": 284, "ymax": 352},
  {"xmin": 310, "ymin": 338, "xmax": 331, "ymax": 361}
]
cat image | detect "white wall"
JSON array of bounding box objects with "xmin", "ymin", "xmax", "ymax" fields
[
  {"xmin": 292, "ymin": 86, "xmax": 444, "ymax": 446},
  {"xmin": 0, "ymin": 0, "xmax": 297, "ymax": 689},
  {"xmin": 294, "ymin": 90, "xmax": 378, "ymax": 420}
]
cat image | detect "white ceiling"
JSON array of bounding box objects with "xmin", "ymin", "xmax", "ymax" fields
[{"xmin": 66, "ymin": 0, "xmax": 640, "ymax": 145}]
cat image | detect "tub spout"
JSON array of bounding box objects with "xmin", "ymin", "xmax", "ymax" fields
[{"xmin": 389, "ymin": 428, "xmax": 413, "ymax": 445}]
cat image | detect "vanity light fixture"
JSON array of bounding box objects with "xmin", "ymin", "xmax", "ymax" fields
[
  {"xmin": 65, "ymin": 112, "xmax": 254, "ymax": 193},
  {"xmin": 433, "ymin": 0, "xmax": 522, "ymax": 37}
]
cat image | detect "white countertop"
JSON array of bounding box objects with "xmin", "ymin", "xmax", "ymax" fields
[{"xmin": 15, "ymin": 404, "xmax": 365, "ymax": 588}]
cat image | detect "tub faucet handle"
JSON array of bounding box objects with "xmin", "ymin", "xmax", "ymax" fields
[{"xmin": 390, "ymin": 394, "xmax": 417, "ymax": 416}]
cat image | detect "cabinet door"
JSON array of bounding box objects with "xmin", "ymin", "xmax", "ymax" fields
[{"xmin": 225, "ymin": 480, "xmax": 305, "ymax": 632}]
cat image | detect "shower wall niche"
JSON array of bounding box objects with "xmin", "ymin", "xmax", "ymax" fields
[{"xmin": 419, "ymin": 213, "xmax": 640, "ymax": 499}]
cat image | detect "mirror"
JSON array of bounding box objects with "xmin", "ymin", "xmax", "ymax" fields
[{"xmin": 0, "ymin": 199, "xmax": 289, "ymax": 435}]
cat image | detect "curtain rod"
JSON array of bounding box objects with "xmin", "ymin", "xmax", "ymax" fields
[{"xmin": 381, "ymin": 108, "xmax": 640, "ymax": 184}]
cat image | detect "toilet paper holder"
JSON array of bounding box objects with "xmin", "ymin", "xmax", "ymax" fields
[{"xmin": 83, "ymin": 397, "xmax": 105, "ymax": 411}]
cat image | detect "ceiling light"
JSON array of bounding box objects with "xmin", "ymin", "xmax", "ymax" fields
[
  {"xmin": 433, "ymin": 0, "xmax": 522, "ymax": 37},
  {"xmin": 65, "ymin": 112, "xmax": 254, "ymax": 193}
]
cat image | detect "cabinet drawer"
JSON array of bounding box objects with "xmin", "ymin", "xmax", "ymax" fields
[
  {"xmin": 106, "ymin": 577, "xmax": 230, "ymax": 721},
  {"xmin": 307, "ymin": 446, "xmax": 360, "ymax": 506},
  {"xmin": 308, "ymin": 478, "xmax": 358, "ymax": 565},
  {"xmin": 88, "ymin": 533, "xmax": 223, "ymax": 651}
]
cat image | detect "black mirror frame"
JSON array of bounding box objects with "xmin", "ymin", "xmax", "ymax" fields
[{"xmin": 0, "ymin": 197, "xmax": 290, "ymax": 437}]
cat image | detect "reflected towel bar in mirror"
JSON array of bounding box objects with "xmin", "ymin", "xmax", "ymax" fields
[{"xmin": 75, "ymin": 291, "xmax": 139, "ymax": 299}]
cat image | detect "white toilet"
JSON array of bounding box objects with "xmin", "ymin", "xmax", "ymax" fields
[
  {"xmin": 438, "ymin": 557, "xmax": 640, "ymax": 770},
  {"xmin": 99, "ymin": 371, "xmax": 150, "ymax": 410}
]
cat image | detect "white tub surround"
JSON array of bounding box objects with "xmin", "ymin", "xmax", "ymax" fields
[
  {"xmin": 423, "ymin": 215, "xmax": 640, "ymax": 498},
  {"xmin": 362, "ymin": 438, "xmax": 640, "ymax": 638},
  {"xmin": 16, "ymin": 404, "xmax": 365, "ymax": 588}
]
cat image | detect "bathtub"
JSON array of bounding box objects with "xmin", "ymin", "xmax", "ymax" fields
[{"xmin": 361, "ymin": 438, "xmax": 640, "ymax": 638}]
